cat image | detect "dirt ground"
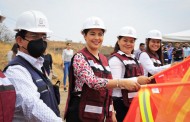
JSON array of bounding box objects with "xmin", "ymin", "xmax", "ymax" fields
[{"xmin": 58, "ymin": 85, "xmax": 68, "ymax": 121}]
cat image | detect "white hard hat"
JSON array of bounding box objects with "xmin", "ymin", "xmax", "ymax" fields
[
  {"xmin": 14, "ymin": 10, "xmax": 52, "ymax": 33},
  {"xmin": 0, "ymin": 11, "xmax": 6, "ymax": 23},
  {"xmin": 146, "ymin": 30, "xmax": 162, "ymax": 40},
  {"xmin": 118, "ymin": 26, "xmax": 137, "ymax": 39},
  {"xmin": 81, "ymin": 16, "xmax": 106, "ymax": 32}
]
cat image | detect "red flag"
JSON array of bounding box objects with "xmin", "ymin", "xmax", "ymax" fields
[
  {"xmin": 124, "ymin": 82, "xmax": 190, "ymax": 122},
  {"xmin": 154, "ymin": 58, "xmax": 190, "ymax": 83}
]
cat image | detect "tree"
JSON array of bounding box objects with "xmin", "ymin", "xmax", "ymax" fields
[{"xmin": 0, "ymin": 24, "xmax": 14, "ymax": 42}]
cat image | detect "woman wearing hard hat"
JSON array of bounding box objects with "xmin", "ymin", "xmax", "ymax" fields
[
  {"xmin": 108, "ymin": 26, "xmax": 151, "ymax": 122},
  {"xmin": 138, "ymin": 30, "xmax": 172, "ymax": 82},
  {"xmin": 64, "ymin": 17, "xmax": 149, "ymax": 122}
]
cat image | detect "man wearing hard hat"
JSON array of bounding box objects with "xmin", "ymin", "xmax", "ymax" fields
[{"xmin": 4, "ymin": 10, "xmax": 62, "ymax": 122}]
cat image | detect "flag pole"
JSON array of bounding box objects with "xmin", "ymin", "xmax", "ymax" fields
[
  {"xmin": 151, "ymin": 57, "xmax": 190, "ymax": 78},
  {"xmin": 141, "ymin": 82, "xmax": 190, "ymax": 88}
]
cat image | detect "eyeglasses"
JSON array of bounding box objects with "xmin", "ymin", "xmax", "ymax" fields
[{"xmin": 24, "ymin": 34, "xmax": 50, "ymax": 40}]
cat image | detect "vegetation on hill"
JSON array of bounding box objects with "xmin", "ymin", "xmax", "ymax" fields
[{"xmin": 0, "ymin": 41, "xmax": 114, "ymax": 83}]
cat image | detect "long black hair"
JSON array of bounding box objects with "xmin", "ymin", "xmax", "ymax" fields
[{"xmin": 145, "ymin": 38, "xmax": 163, "ymax": 64}]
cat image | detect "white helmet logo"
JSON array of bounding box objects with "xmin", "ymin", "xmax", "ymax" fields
[
  {"xmin": 156, "ymin": 33, "xmax": 160, "ymax": 37},
  {"xmin": 38, "ymin": 18, "xmax": 45, "ymax": 27},
  {"xmin": 128, "ymin": 30, "xmax": 132, "ymax": 35},
  {"xmin": 39, "ymin": 18, "xmax": 43, "ymax": 24},
  {"xmin": 93, "ymin": 20, "xmax": 100, "ymax": 26}
]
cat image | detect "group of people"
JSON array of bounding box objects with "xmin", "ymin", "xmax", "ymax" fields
[
  {"xmin": 2, "ymin": 10, "xmax": 177, "ymax": 122},
  {"xmin": 162, "ymin": 42, "xmax": 190, "ymax": 65}
]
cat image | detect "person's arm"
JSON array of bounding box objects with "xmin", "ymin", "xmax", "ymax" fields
[
  {"xmin": 181, "ymin": 48, "xmax": 184, "ymax": 58},
  {"xmin": 108, "ymin": 56, "xmax": 124, "ymax": 79},
  {"xmin": 109, "ymin": 56, "xmax": 150, "ymax": 86},
  {"xmin": 49, "ymin": 54, "xmax": 53, "ymax": 70},
  {"xmin": 4, "ymin": 65, "xmax": 62, "ymax": 122},
  {"xmin": 73, "ymin": 53, "xmax": 108, "ymax": 90},
  {"xmin": 139, "ymin": 52, "xmax": 170, "ymax": 75},
  {"xmin": 73, "ymin": 53, "xmax": 142, "ymax": 91}
]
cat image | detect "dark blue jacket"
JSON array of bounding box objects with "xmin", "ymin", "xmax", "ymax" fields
[{"xmin": 4, "ymin": 56, "xmax": 60, "ymax": 116}]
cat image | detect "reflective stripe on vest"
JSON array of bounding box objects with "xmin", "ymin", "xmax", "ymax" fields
[
  {"xmin": 139, "ymin": 89, "xmax": 154, "ymax": 122},
  {"xmin": 84, "ymin": 104, "xmax": 113, "ymax": 114},
  {"xmin": 84, "ymin": 105, "xmax": 103, "ymax": 114},
  {"xmin": 150, "ymin": 58, "xmax": 161, "ymax": 65},
  {"xmin": 128, "ymin": 92, "xmax": 137, "ymax": 98}
]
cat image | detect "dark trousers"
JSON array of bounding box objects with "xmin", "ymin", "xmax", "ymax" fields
[
  {"xmin": 112, "ymin": 97, "xmax": 129, "ymax": 122},
  {"xmin": 168, "ymin": 59, "xmax": 172, "ymax": 64},
  {"xmin": 66, "ymin": 96, "xmax": 81, "ymax": 122}
]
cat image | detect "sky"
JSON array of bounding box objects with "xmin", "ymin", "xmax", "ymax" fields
[{"xmin": 1, "ymin": 0, "xmax": 190, "ymax": 49}]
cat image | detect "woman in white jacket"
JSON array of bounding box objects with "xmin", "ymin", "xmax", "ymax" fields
[
  {"xmin": 109, "ymin": 26, "xmax": 150, "ymax": 122},
  {"xmin": 139, "ymin": 30, "xmax": 172, "ymax": 82}
]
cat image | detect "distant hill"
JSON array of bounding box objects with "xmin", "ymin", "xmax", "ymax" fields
[
  {"xmin": 0, "ymin": 41, "xmax": 114, "ymax": 81},
  {"xmin": 47, "ymin": 41, "xmax": 114, "ymax": 57}
]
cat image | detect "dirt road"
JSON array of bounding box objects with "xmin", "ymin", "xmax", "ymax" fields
[{"xmin": 59, "ymin": 86, "xmax": 68, "ymax": 121}]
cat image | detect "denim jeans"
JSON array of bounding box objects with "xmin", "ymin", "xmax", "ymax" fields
[{"xmin": 63, "ymin": 61, "xmax": 71, "ymax": 86}]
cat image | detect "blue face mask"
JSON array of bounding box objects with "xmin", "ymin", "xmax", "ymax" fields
[{"xmin": 25, "ymin": 38, "xmax": 47, "ymax": 58}]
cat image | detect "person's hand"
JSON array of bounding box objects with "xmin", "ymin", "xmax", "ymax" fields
[
  {"xmin": 50, "ymin": 69, "xmax": 53, "ymax": 73},
  {"xmin": 137, "ymin": 76, "xmax": 151, "ymax": 85},
  {"xmin": 61, "ymin": 62, "xmax": 65, "ymax": 68},
  {"xmin": 120, "ymin": 79, "xmax": 141, "ymax": 91},
  {"xmin": 112, "ymin": 111, "xmax": 117, "ymax": 122}
]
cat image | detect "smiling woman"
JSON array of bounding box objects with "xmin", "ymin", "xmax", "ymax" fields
[
  {"xmin": 64, "ymin": 16, "xmax": 116, "ymax": 122},
  {"xmin": 138, "ymin": 30, "xmax": 172, "ymax": 82},
  {"xmin": 108, "ymin": 26, "xmax": 150, "ymax": 122},
  {"xmin": 64, "ymin": 17, "xmax": 150, "ymax": 122}
]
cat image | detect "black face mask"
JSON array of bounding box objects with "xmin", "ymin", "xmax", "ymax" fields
[{"xmin": 24, "ymin": 38, "xmax": 47, "ymax": 58}]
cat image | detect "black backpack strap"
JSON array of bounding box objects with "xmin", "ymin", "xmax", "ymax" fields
[{"xmin": 68, "ymin": 54, "xmax": 83, "ymax": 96}]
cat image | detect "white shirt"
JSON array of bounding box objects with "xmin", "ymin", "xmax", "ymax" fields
[
  {"xmin": 183, "ymin": 47, "xmax": 190, "ymax": 58},
  {"xmin": 7, "ymin": 50, "xmax": 13, "ymax": 62},
  {"xmin": 134, "ymin": 49, "xmax": 142, "ymax": 59},
  {"xmin": 62, "ymin": 49, "xmax": 73, "ymax": 62},
  {"xmin": 139, "ymin": 52, "xmax": 170, "ymax": 76},
  {"xmin": 4, "ymin": 51, "xmax": 62, "ymax": 122},
  {"xmin": 109, "ymin": 51, "xmax": 137, "ymax": 97}
]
